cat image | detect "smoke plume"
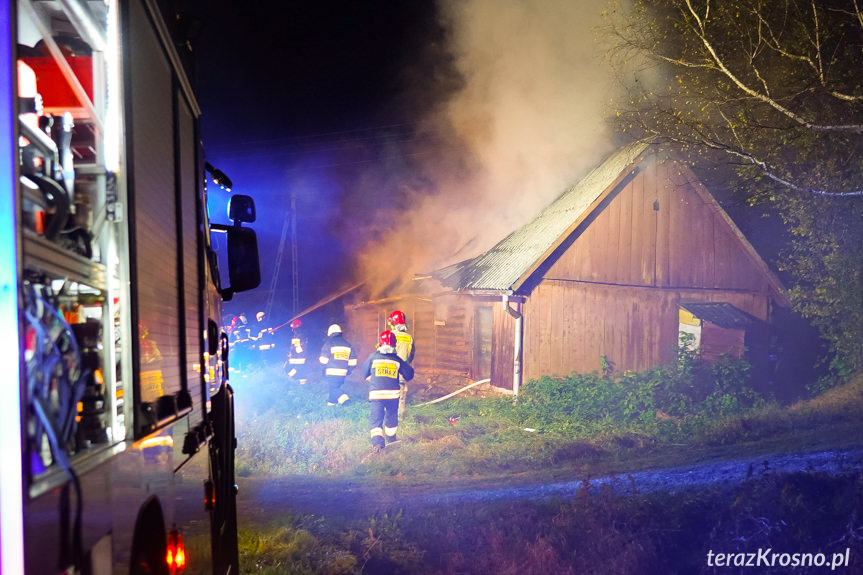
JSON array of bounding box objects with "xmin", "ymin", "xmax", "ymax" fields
[{"xmin": 355, "ymin": 0, "xmax": 617, "ymax": 296}]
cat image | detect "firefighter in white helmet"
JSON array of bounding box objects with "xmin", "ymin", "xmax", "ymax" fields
[
  {"xmin": 251, "ymin": 311, "xmax": 270, "ymax": 341},
  {"xmin": 361, "ymin": 330, "xmax": 415, "ymax": 452},
  {"xmin": 318, "ymin": 323, "xmax": 357, "ymax": 405},
  {"xmin": 284, "ymin": 319, "xmax": 308, "ymax": 385},
  {"xmin": 387, "ymin": 310, "xmax": 415, "ymax": 417},
  {"xmin": 249, "ymin": 310, "xmax": 275, "ymax": 365}
]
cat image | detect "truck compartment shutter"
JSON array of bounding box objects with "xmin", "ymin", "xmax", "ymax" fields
[
  {"xmin": 177, "ymin": 95, "xmax": 204, "ymax": 427},
  {"xmin": 128, "ymin": 0, "xmax": 182, "ymax": 426}
]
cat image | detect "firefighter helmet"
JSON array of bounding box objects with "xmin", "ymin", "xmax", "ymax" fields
[
  {"xmin": 327, "ymin": 324, "xmax": 342, "ymax": 336},
  {"xmin": 290, "ymin": 319, "xmax": 302, "ymax": 329},
  {"xmin": 388, "ymin": 310, "xmax": 406, "ymax": 327},
  {"xmin": 379, "ymin": 330, "xmax": 396, "ymax": 348}
]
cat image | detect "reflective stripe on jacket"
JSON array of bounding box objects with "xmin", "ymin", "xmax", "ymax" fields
[
  {"xmin": 360, "ymin": 350, "xmax": 414, "ymax": 400},
  {"xmin": 319, "ymin": 334, "xmax": 357, "ymax": 378},
  {"xmin": 288, "ymin": 335, "xmax": 307, "ymax": 364},
  {"xmin": 392, "ymin": 327, "xmax": 415, "ymax": 364}
]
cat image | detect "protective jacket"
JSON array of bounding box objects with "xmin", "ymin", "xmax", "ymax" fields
[
  {"xmin": 285, "ymin": 331, "xmax": 308, "ymax": 382},
  {"xmin": 392, "ymin": 326, "xmax": 415, "ymax": 364},
  {"xmin": 319, "ymin": 333, "xmax": 357, "ymax": 377},
  {"xmin": 288, "ymin": 334, "xmax": 306, "ymax": 365},
  {"xmin": 360, "ymin": 348, "xmax": 414, "ymax": 400}
]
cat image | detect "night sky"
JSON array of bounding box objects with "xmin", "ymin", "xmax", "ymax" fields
[{"xmin": 190, "ymin": 1, "xmax": 452, "ymax": 323}]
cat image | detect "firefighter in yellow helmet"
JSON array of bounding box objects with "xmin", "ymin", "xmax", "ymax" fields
[
  {"xmin": 318, "ymin": 324, "xmax": 357, "ymax": 405},
  {"xmin": 361, "ymin": 330, "xmax": 414, "ymax": 452},
  {"xmin": 387, "ymin": 310, "xmax": 415, "ymax": 417},
  {"xmin": 284, "ymin": 319, "xmax": 308, "ymax": 385}
]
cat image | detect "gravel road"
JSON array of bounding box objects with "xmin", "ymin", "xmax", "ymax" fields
[{"xmin": 236, "ymin": 446, "xmax": 863, "ymax": 525}]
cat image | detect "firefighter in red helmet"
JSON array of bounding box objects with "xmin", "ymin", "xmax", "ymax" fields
[
  {"xmin": 318, "ymin": 324, "xmax": 357, "ymax": 405},
  {"xmin": 284, "ymin": 318, "xmax": 308, "ymax": 385},
  {"xmin": 387, "ymin": 310, "xmax": 415, "ymax": 417},
  {"xmin": 360, "ymin": 330, "xmax": 414, "ymax": 452}
]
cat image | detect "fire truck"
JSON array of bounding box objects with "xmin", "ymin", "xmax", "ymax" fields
[{"xmin": 1, "ymin": 1, "xmax": 260, "ymax": 574}]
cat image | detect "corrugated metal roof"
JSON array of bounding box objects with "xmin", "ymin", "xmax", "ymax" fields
[
  {"xmin": 679, "ymin": 302, "xmax": 761, "ymax": 329},
  {"xmin": 440, "ymin": 141, "xmax": 650, "ymax": 291}
]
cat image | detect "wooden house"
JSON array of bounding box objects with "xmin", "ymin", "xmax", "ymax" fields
[{"xmin": 343, "ymin": 143, "xmax": 790, "ymax": 392}]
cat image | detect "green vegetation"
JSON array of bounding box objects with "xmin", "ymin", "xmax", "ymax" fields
[
  {"xmin": 239, "ymin": 472, "xmax": 863, "ymax": 574},
  {"xmin": 238, "ymin": 517, "xmax": 357, "ymax": 575},
  {"xmin": 236, "ymin": 353, "xmax": 863, "ymax": 482},
  {"xmin": 234, "ymin": 359, "xmax": 863, "ymax": 573}
]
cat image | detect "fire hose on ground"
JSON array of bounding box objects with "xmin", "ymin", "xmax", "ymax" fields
[
  {"xmin": 413, "ymin": 379, "xmax": 541, "ymax": 432},
  {"xmin": 415, "ymin": 378, "xmax": 491, "ymax": 407}
]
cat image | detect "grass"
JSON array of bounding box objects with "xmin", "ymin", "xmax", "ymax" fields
[
  {"xmin": 233, "ymin": 366, "xmax": 863, "ymax": 484},
  {"xmin": 231, "ymin": 366, "xmax": 863, "ymax": 574}
]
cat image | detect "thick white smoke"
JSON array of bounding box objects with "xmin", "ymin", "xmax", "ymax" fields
[{"xmin": 356, "ymin": 0, "xmax": 617, "ymax": 296}]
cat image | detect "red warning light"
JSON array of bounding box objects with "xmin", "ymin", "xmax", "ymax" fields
[
  {"xmin": 203, "ymin": 479, "xmax": 216, "ymax": 511},
  {"xmin": 166, "ymin": 527, "xmax": 186, "ymax": 574}
]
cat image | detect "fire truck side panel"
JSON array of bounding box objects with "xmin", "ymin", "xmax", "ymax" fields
[
  {"xmin": 127, "ymin": 0, "xmax": 184, "ymax": 425},
  {"xmin": 178, "ymin": 91, "xmax": 206, "ymax": 427},
  {"xmin": 10, "ymin": 0, "xmax": 246, "ymax": 573}
]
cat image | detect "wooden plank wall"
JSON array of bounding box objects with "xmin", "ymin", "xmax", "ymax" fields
[
  {"xmin": 544, "ymin": 157, "xmax": 773, "ymax": 295},
  {"xmin": 345, "ymin": 306, "xmax": 381, "ymax": 376},
  {"xmin": 432, "ymin": 295, "xmax": 472, "ymax": 377},
  {"xmin": 522, "ymin": 280, "xmax": 771, "ymax": 380},
  {"xmin": 491, "ymin": 302, "xmax": 515, "ymax": 389},
  {"xmin": 701, "ymin": 323, "xmax": 746, "ymax": 361},
  {"xmin": 345, "ymin": 296, "xmax": 503, "ymax": 385},
  {"xmin": 412, "ymin": 301, "xmax": 435, "ymax": 374}
]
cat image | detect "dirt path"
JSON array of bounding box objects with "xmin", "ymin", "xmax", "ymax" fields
[{"xmin": 236, "ymin": 446, "xmax": 863, "ymax": 526}]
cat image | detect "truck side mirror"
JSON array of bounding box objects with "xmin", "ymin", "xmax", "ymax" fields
[
  {"xmin": 228, "ymin": 194, "xmax": 256, "ymax": 223},
  {"xmin": 226, "ymin": 226, "xmax": 261, "ymax": 296}
]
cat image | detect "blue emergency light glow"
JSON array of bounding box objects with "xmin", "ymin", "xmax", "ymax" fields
[{"xmin": 0, "ymin": 3, "xmax": 26, "ymax": 574}]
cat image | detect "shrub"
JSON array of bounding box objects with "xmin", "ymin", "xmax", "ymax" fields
[{"xmin": 515, "ymin": 350, "xmax": 766, "ymax": 434}]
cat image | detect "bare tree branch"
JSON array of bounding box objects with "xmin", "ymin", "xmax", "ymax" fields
[{"xmin": 681, "ymin": 0, "xmax": 863, "ymax": 133}]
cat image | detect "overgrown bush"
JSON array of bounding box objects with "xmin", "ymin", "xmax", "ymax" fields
[{"xmin": 514, "ymin": 344, "xmax": 767, "ymax": 435}]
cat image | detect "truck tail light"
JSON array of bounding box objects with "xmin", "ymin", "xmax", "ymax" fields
[
  {"xmin": 203, "ymin": 479, "xmax": 215, "ymax": 511},
  {"xmin": 166, "ymin": 527, "xmax": 186, "ymax": 574}
]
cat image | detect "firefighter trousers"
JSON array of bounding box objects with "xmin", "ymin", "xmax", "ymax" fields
[
  {"xmin": 325, "ymin": 375, "xmax": 349, "ymax": 405},
  {"xmin": 369, "ymin": 398, "xmax": 399, "ymax": 448}
]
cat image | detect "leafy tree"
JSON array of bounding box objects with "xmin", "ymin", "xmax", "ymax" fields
[{"xmin": 603, "ymin": 0, "xmax": 863, "ymax": 379}]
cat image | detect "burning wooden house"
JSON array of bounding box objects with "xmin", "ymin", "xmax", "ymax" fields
[{"xmin": 342, "ymin": 142, "xmax": 789, "ymax": 392}]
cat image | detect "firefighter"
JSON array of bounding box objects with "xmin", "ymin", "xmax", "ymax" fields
[
  {"xmin": 226, "ymin": 312, "xmax": 250, "ymax": 371},
  {"xmin": 318, "ymin": 324, "xmax": 357, "ymax": 405},
  {"xmin": 228, "ymin": 313, "xmax": 249, "ymax": 348},
  {"xmin": 249, "ymin": 310, "xmax": 275, "ymax": 365},
  {"xmin": 284, "ymin": 319, "xmax": 308, "ymax": 385},
  {"xmin": 387, "ymin": 310, "xmax": 415, "ymax": 418},
  {"xmin": 251, "ymin": 311, "xmax": 271, "ymax": 342},
  {"xmin": 361, "ymin": 330, "xmax": 414, "ymax": 452}
]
